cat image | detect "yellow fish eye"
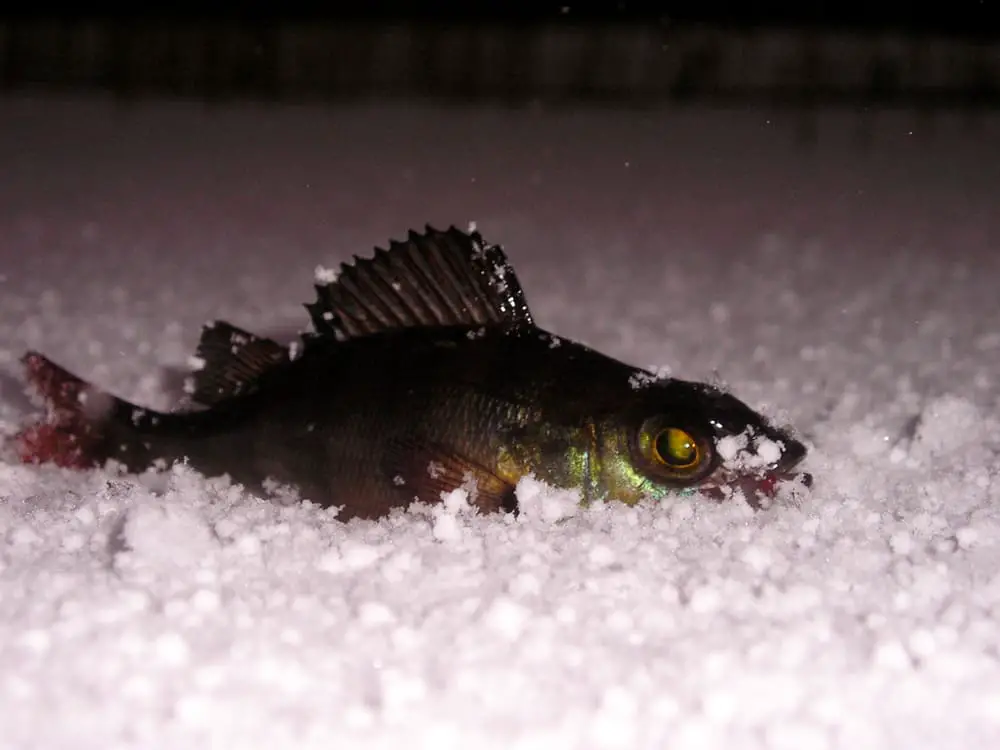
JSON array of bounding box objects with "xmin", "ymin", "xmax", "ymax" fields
[{"xmin": 652, "ymin": 427, "xmax": 700, "ymax": 470}]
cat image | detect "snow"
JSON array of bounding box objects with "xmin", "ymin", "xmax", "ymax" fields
[
  {"xmin": 2, "ymin": 95, "xmax": 1000, "ymax": 748},
  {"xmin": 716, "ymin": 430, "xmax": 787, "ymax": 472}
]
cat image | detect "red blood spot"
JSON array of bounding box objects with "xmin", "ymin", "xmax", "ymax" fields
[
  {"xmin": 755, "ymin": 473, "xmax": 779, "ymax": 496},
  {"xmin": 16, "ymin": 423, "xmax": 94, "ymax": 469}
]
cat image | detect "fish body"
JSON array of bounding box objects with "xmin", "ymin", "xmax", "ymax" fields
[{"xmin": 16, "ymin": 227, "xmax": 810, "ymax": 519}]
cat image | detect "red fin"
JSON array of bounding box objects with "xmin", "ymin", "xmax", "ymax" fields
[
  {"xmin": 15, "ymin": 352, "xmax": 112, "ymax": 469},
  {"xmin": 385, "ymin": 438, "xmax": 517, "ymax": 514}
]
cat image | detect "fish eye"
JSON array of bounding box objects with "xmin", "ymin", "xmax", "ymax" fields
[
  {"xmin": 636, "ymin": 418, "xmax": 715, "ymax": 483},
  {"xmin": 652, "ymin": 427, "xmax": 700, "ymax": 470}
]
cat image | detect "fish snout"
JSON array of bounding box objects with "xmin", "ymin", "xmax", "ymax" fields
[
  {"xmin": 762, "ymin": 434, "xmax": 812, "ymax": 495},
  {"xmin": 697, "ymin": 434, "xmax": 812, "ymax": 506},
  {"xmin": 776, "ymin": 436, "xmax": 808, "ymax": 475}
]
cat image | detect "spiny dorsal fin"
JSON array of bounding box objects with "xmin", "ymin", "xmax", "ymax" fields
[
  {"xmin": 186, "ymin": 321, "xmax": 287, "ymax": 407},
  {"xmin": 305, "ymin": 225, "xmax": 534, "ymax": 341}
]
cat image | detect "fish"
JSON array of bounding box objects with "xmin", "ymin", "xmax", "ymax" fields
[{"xmin": 13, "ymin": 225, "xmax": 811, "ymax": 520}]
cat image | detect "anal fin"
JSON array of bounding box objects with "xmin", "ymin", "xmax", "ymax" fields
[
  {"xmin": 187, "ymin": 321, "xmax": 287, "ymax": 407},
  {"xmin": 385, "ymin": 438, "xmax": 518, "ymax": 514}
]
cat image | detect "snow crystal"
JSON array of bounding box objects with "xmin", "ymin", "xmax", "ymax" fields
[
  {"xmin": 124, "ymin": 502, "xmax": 217, "ymax": 568},
  {"xmin": 627, "ymin": 366, "xmax": 671, "ymax": 389},
  {"xmin": 338, "ymin": 540, "xmax": 383, "ymax": 570},
  {"xmin": 431, "ymin": 488, "xmax": 475, "ymax": 542},
  {"xmin": 588, "ymin": 543, "xmax": 617, "ymax": 568},
  {"xmin": 515, "ymin": 475, "xmax": 581, "ymax": 523},
  {"xmin": 357, "ymin": 601, "xmax": 395, "ymax": 627},
  {"xmin": 153, "ymin": 631, "xmax": 191, "ymax": 667},
  {"xmin": 955, "ymin": 526, "xmax": 979, "ymax": 549},
  {"xmin": 483, "ymin": 596, "xmax": 532, "ymax": 640},
  {"xmin": 912, "ymin": 395, "xmax": 983, "ymax": 456},
  {"xmin": 716, "ymin": 432, "xmax": 748, "ymax": 462},
  {"xmin": 888, "ymin": 530, "xmax": 913, "ymax": 555},
  {"xmin": 755, "ymin": 437, "xmax": 783, "ymax": 465},
  {"xmin": 314, "ymin": 265, "xmax": 339, "ymax": 284},
  {"xmin": 431, "ymin": 512, "xmax": 463, "ymax": 542},
  {"xmin": 715, "ymin": 429, "xmax": 791, "ymax": 474}
]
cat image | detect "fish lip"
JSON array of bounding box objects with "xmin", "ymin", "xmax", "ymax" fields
[
  {"xmin": 775, "ymin": 437, "xmax": 808, "ymax": 476},
  {"xmin": 697, "ymin": 438, "xmax": 812, "ymax": 505},
  {"xmin": 697, "ymin": 469, "xmax": 813, "ymax": 506}
]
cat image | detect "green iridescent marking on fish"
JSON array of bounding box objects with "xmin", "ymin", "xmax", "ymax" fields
[
  {"xmin": 562, "ymin": 443, "xmax": 590, "ymax": 494},
  {"xmin": 590, "ymin": 428, "xmax": 650, "ymax": 506}
]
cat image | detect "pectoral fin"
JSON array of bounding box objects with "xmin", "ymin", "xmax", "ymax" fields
[{"xmin": 384, "ymin": 438, "xmax": 517, "ymax": 514}]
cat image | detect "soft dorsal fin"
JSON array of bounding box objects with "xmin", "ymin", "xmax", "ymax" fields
[
  {"xmin": 186, "ymin": 321, "xmax": 288, "ymax": 406},
  {"xmin": 305, "ymin": 225, "xmax": 534, "ymax": 341}
]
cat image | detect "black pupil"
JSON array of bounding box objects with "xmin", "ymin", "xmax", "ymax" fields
[{"xmin": 657, "ymin": 429, "xmax": 695, "ymax": 466}]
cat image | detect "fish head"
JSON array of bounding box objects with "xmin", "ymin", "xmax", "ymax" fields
[{"xmin": 593, "ymin": 379, "xmax": 811, "ymax": 508}]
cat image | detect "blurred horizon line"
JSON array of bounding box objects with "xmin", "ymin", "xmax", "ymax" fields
[{"xmin": 2, "ymin": 19, "xmax": 999, "ymax": 112}]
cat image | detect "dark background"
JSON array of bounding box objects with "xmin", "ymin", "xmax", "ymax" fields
[
  {"xmin": 1, "ymin": 3, "xmax": 998, "ymax": 107},
  {"xmin": 4, "ymin": 3, "xmax": 998, "ymax": 33}
]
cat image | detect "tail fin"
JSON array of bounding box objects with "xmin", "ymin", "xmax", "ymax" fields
[{"xmin": 15, "ymin": 352, "xmax": 140, "ymax": 471}]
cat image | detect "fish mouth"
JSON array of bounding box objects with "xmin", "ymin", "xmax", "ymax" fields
[
  {"xmin": 698, "ymin": 469, "xmax": 813, "ymax": 507},
  {"xmin": 697, "ymin": 439, "xmax": 812, "ymax": 507}
]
